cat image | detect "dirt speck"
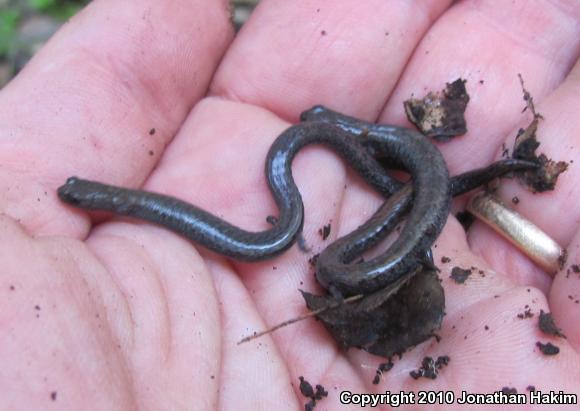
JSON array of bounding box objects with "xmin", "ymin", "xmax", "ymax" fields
[
  {"xmin": 299, "ymin": 376, "xmax": 327, "ymax": 411},
  {"xmin": 373, "ymin": 359, "xmax": 394, "ymax": 385},
  {"xmin": 319, "ymin": 223, "xmax": 331, "ymax": 240},
  {"xmin": 409, "ymin": 355, "xmax": 450, "ymax": 380},
  {"xmin": 536, "ymin": 341, "xmax": 559, "ymax": 356},
  {"xmin": 517, "ymin": 308, "xmax": 533, "ymax": 319},
  {"xmin": 450, "ymin": 267, "xmax": 472, "ymax": 284},
  {"xmin": 501, "ymin": 387, "xmax": 518, "ymax": 394},
  {"xmin": 538, "ymin": 310, "xmax": 566, "ymax": 338},
  {"xmin": 308, "ymin": 254, "xmax": 319, "ymax": 267}
]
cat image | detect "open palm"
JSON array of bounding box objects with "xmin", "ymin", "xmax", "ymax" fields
[{"xmin": 1, "ymin": 1, "xmax": 580, "ymax": 409}]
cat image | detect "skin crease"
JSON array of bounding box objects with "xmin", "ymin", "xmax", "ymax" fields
[{"xmin": 0, "ymin": 0, "xmax": 579, "ymax": 410}]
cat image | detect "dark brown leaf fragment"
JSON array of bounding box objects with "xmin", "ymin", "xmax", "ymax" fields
[
  {"xmin": 302, "ymin": 269, "xmax": 445, "ymax": 358},
  {"xmin": 404, "ymin": 79, "xmax": 469, "ymax": 141},
  {"xmin": 512, "ymin": 76, "xmax": 568, "ymax": 192}
]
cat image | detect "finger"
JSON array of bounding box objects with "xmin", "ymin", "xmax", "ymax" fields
[
  {"xmin": 0, "ymin": 212, "xmax": 222, "ymax": 408},
  {"xmin": 0, "ymin": 0, "xmax": 233, "ymax": 237},
  {"xmin": 140, "ymin": 97, "xmax": 368, "ymax": 389},
  {"xmin": 551, "ymin": 230, "xmax": 580, "ymax": 350},
  {"xmin": 212, "ymin": 0, "xmax": 452, "ymax": 121},
  {"xmin": 211, "ymin": 0, "xmax": 454, "ymax": 251},
  {"xmin": 72, "ymin": 96, "xmax": 368, "ymax": 403},
  {"xmin": 85, "ymin": 222, "xmax": 223, "ymax": 408},
  {"xmin": 422, "ymin": 221, "xmax": 580, "ymax": 395},
  {"xmin": 208, "ymin": 259, "xmax": 301, "ymax": 409},
  {"xmin": 380, "ymin": 0, "xmax": 580, "ymax": 174},
  {"xmin": 367, "ymin": 0, "xmax": 579, "ymax": 286},
  {"xmin": 469, "ymin": 58, "xmax": 580, "ymax": 286}
]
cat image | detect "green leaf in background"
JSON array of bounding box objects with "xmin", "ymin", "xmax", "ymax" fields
[
  {"xmin": 27, "ymin": 0, "xmax": 88, "ymax": 20},
  {"xmin": 0, "ymin": 8, "xmax": 21, "ymax": 57},
  {"xmin": 28, "ymin": 0, "xmax": 57, "ymax": 12},
  {"xmin": 52, "ymin": 3, "xmax": 86, "ymax": 20}
]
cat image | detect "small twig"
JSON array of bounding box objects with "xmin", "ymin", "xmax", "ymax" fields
[
  {"xmin": 237, "ymin": 293, "xmax": 365, "ymax": 345},
  {"xmin": 518, "ymin": 73, "xmax": 542, "ymax": 119}
]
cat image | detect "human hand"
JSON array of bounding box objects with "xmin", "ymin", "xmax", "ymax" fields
[{"xmin": 1, "ymin": 1, "xmax": 579, "ymax": 409}]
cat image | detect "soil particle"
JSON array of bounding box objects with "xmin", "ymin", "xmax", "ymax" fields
[
  {"xmin": 536, "ymin": 341, "xmax": 559, "ymax": 356},
  {"xmin": 308, "ymin": 254, "xmax": 319, "ymax": 267},
  {"xmin": 299, "ymin": 376, "xmax": 314, "ymax": 398},
  {"xmin": 450, "ymin": 267, "xmax": 472, "ymax": 284},
  {"xmin": 538, "ymin": 310, "xmax": 566, "ymax": 338},
  {"xmin": 501, "ymin": 387, "xmax": 518, "ymax": 394},
  {"xmin": 299, "ymin": 377, "xmax": 327, "ymax": 411},
  {"xmin": 315, "ymin": 385, "xmax": 328, "ymax": 400},
  {"xmin": 318, "ymin": 223, "xmax": 331, "ymax": 240},
  {"xmin": 409, "ymin": 355, "xmax": 450, "ymax": 380},
  {"xmin": 372, "ymin": 359, "xmax": 394, "ymax": 385},
  {"xmin": 517, "ymin": 307, "xmax": 534, "ymax": 319}
]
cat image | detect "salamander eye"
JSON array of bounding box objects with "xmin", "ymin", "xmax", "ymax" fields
[{"xmin": 66, "ymin": 176, "xmax": 79, "ymax": 185}]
